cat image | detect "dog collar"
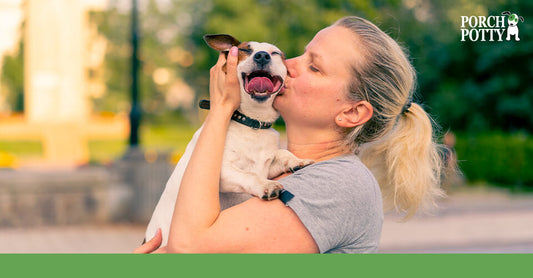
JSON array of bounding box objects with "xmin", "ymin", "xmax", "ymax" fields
[
  {"xmin": 199, "ymin": 99, "xmax": 273, "ymax": 130},
  {"xmin": 231, "ymin": 110, "xmax": 273, "ymax": 129}
]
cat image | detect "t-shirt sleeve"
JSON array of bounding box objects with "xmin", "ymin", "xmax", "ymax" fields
[{"xmin": 278, "ymin": 156, "xmax": 383, "ymax": 253}]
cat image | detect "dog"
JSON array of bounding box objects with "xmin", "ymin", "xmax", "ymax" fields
[
  {"xmin": 144, "ymin": 34, "xmax": 313, "ymax": 245},
  {"xmin": 502, "ymin": 11, "xmax": 524, "ymax": 41}
]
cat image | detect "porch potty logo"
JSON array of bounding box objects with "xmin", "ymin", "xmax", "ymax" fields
[{"xmin": 461, "ymin": 11, "xmax": 524, "ymax": 41}]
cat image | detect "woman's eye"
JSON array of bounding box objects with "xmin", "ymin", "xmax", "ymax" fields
[{"xmin": 309, "ymin": 65, "xmax": 320, "ymax": 72}]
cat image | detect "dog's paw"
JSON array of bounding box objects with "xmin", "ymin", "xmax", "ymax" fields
[
  {"xmin": 268, "ymin": 150, "xmax": 315, "ymax": 179},
  {"xmin": 287, "ymin": 158, "xmax": 314, "ymax": 173},
  {"xmin": 259, "ymin": 180, "xmax": 283, "ymax": 201}
]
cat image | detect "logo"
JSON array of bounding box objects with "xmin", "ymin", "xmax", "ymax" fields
[
  {"xmin": 461, "ymin": 11, "xmax": 524, "ymax": 42},
  {"xmin": 502, "ymin": 11, "xmax": 524, "ymax": 41}
]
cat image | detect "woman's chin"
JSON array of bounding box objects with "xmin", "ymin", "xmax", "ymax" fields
[{"xmin": 273, "ymin": 93, "xmax": 285, "ymax": 110}]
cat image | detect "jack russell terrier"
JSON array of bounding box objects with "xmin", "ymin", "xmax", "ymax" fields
[{"xmin": 144, "ymin": 34, "xmax": 313, "ymax": 245}]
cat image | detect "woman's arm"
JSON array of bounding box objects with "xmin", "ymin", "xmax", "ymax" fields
[
  {"xmin": 167, "ymin": 47, "xmax": 240, "ymax": 252},
  {"xmin": 171, "ymin": 196, "xmax": 318, "ymax": 253}
]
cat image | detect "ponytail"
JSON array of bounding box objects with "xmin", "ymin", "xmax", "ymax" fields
[
  {"xmin": 358, "ymin": 104, "xmax": 445, "ymax": 218},
  {"xmin": 335, "ymin": 16, "xmax": 445, "ymax": 219}
]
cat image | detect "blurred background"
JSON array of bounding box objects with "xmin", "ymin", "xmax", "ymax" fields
[{"xmin": 0, "ymin": 0, "xmax": 532, "ymax": 253}]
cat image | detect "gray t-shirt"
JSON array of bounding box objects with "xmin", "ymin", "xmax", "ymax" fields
[{"xmin": 279, "ymin": 154, "xmax": 383, "ymax": 253}]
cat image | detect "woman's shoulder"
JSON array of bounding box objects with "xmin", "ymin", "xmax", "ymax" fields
[
  {"xmin": 287, "ymin": 154, "xmax": 377, "ymax": 192},
  {"xmin": 304, "ymin": 154, "xmax": 370, "ymax": 174},
  {"xmin": 278, "ymin": 154, "xmax": 383, "ymax": 253},
  {"xmin": 279, "ymin": 153, "xmax": 381, "ymax": 209}
]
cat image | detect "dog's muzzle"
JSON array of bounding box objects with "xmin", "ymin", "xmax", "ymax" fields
[{"xmin": 242, "ymin": 71, "xmax": 284, "ymax": 102}]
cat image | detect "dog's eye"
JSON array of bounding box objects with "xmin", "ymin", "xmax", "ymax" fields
[
  {"xmin": 272, "ymin": 51, "xmax": 286, "ymax": 59},
  {"xmin": 238, "ymin": 48, "xmax": 252, "ymax": 54}
]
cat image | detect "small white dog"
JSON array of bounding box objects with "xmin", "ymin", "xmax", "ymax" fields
[
  {"xmin": 502, "ymin": 11, "xmax": 524, "ymax": 41},
  {"xmin": 144, "ymin": 34, "xmax": 313, "ymax": 245}
]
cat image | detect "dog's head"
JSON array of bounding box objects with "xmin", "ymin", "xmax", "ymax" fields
[
  {"xmin": 204, "ymin": 34, "xmax": 286, "ymax": 121},
  {"xmin": 502, "ymin": 11, "xmax": 524, "ymax": 27}
]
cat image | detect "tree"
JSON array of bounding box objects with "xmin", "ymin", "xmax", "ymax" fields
[
  {"xmin": 4, "ymin": 0, "xmax": 530, "ymax": 133},
  {"xmin": 396, "ymin": 0, "xmax": 533, "ymax": 133},
  {"xmin": 1, "ymin": 40, "xmax": 24, "ymax": 112}
]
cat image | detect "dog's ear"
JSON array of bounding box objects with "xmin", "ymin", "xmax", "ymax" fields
[
  {"xmin": 501, "ymin": 11, "xmax": 511, "ymax": 16},
  {"xmin": 203, "ymin": 34, "xmax": 241, "ymax": 52}
]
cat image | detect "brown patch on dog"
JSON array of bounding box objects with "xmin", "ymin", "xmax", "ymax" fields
[{"xmin": 237, "ymin": 42, "xmax": 252, "ymax": 62}]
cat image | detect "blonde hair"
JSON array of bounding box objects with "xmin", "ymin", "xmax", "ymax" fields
[{"xmin": 334, "ymin": 16, "xmax": 445, "ymax": 218}]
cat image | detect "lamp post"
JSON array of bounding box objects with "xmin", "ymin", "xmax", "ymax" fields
[
  {"xmin": 118, "ymin": 0, "xmax": 173, "ymax": 222},
  {"xmin": 129, "ymin": 0, "xmax": 141, "ymax": 148}
]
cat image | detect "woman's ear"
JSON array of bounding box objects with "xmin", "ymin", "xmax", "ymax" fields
[{"xmin": 335, "ymin": 101, "xmax": 373, "ymax": 128}]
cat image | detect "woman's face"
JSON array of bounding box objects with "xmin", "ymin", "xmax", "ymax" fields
[{"xmin": 274, "ymin": 26, "xmax": 364, "ymax": 130}]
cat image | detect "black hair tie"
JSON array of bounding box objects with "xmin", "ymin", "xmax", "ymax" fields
[{"xmin": 401, "ymin": 100, "xmax": 412, "ymax": 115}]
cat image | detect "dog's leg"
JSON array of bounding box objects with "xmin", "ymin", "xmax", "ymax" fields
[
  {"xmin": 221, "ymin": 165, "xmax": 283, "ymax": 200},
  {"xmin": 268, "ymin": 149, "xmax": 314, "ymax": 179}
]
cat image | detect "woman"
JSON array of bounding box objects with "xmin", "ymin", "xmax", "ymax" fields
[{"xmin": 135, "ymin": 16, "xmax": 444, "ymax": 254}]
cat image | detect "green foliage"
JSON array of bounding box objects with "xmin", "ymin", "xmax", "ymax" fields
[
  {"xmin": 408, "ymin": 0, "xmax": 533, "ymax": 133},
  {"xmin": 84, "ymin": 0, "xmax": 393, "ymax": 120},
  {"xmin": 87, "ymin": 0, "xmax": 212, "ymax": 119},
  {"xmin": 1, "ymin": 0, "xmax": 531, "ymax": 131},
  {"xmin": 88, "ymin": 0, "xmax": 533, "ymax": 133},
  {"xmin": 455, "ymin": 132, "xmax": 533, "ymax": 189},
  {"xmin": 1, "ymin": 40, "xmax": 24, "ymax": 112}
]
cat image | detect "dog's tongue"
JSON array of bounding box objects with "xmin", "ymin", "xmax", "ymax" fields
[{"xmin": 246, "ymin": 77, "xmax": 274, "ymax": 93}]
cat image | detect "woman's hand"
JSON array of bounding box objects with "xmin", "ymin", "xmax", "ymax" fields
[
  {"xmin": 209, "ymin": 46, "xmax": 241, "ymax": 113},
  {"xmin": 133, "ymin": 229, "xmax": 167, "ymax": 254}
]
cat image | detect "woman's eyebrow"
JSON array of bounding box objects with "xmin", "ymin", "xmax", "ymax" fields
[
  {"xmin": 308, "ymin": 51, "xmax": 327, "ymax": 74},
  {"xmin": 309, "ymin": 51, "xmax": 323, "ymax": 64},
  {"xmin": 304, "ymin": 45, "xmax": 323, "ymax": 62},
  {"xmin": 304, "ymin": 46, "xmax": 326, "ymax": 70}
]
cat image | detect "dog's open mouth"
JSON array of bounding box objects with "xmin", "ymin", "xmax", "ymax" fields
[{"xmin": 242, "ymin": 71, "xmax": 284, "ymax": 101}]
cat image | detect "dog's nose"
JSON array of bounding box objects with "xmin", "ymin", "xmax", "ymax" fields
[{"xmin": 254, "ymin": 51, "xmax": 271, "ymax": 67}]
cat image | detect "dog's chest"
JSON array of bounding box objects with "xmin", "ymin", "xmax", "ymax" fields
[{"xmin": 223, "ymin": 122, "xmax": 279, "ymax": 175}]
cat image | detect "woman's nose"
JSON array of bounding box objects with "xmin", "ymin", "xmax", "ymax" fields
[{"xmin": 286, "ymin": 58, "xmax": 297, "ymax": 78}]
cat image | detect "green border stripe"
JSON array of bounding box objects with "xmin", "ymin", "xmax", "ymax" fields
[{"xmin": 1, "ymin": 254, "xmax": 531, "ymax": 277}]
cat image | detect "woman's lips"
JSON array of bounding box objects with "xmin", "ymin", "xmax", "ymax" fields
[{"xmin": 279, "ymin": 85, "xmax": 287, "ymax": 95}]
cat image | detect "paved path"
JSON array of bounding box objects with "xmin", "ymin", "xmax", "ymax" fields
[
  {"xmin": 1, "ymin": 187, "xmax": 532, "ymax": 253},
  {"xmin": 380, "ymin": 187, "xmax": 533, "ymax": 253}
]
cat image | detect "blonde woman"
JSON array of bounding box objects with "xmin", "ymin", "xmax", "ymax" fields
[{"xmin": 135, "ymin": 16, "xmax": 444, "ymax": 254}]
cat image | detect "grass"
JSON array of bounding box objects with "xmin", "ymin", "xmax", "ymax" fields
[
  {"xmin": 141, "ymin": 124, "xmax": 199, "ymax": 152},
  {"xmin": 0, "ymin": 140, "xmax": 43, "ymax": 157},
  {"xmin": 0, "ymin": 124, "xmax": 200, "ymax": 167},
  {"xmin": 0, "ymin": 140, "xmax": 43, "ymax": 167}
]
